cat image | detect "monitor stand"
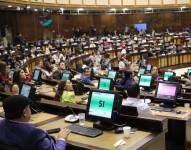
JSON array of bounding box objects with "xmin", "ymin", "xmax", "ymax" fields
[{"xmin": 93, "ymin": 121, "xmax": 115, "ymax": 131}]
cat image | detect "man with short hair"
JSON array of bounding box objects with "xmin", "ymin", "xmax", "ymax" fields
[{"xmin": 0, "ymin": 95, "xmax": 70, "ymax": 150}]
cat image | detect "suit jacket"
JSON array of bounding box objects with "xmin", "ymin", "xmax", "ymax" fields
[{"xmin": 0, "ymin": 119, "xmax": 66, "ymax": 150}]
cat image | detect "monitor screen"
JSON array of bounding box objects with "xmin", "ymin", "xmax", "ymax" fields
[
  {"xmin": 20, "ymin": 84, "xmax": 31, "ymax": 98},
  {"xmin": 155, "ymin": 82, "xmax": 178, "ymax": 101},
  {"xmin": 138, "ymin": 68, "xmax": 145, "ymax": 76},
  {"xmin": 146, "ymin": 64, "xmax": 152, "ymax": 72},
  {"xmin": 98, "ymin": 78, "xmax": 111, "ymax": 90},
  {"xmin": 108, "ymin": 71, "xmax": 116, "ymax": 80},
  {"xmin": 187, "ymin": 69, "xmax": 191, "ymax": 76},
  {"xmin": 61, "ymin": 73, "xmax": 70, "ymax": 81},
  {"xmin": 139, "ymin": 75, "xmax": 152, "ymax": 87},
  {"xmin": 33, "ymin": 69, "xmax": 41, "ymax": 81},
  {"xmin": 87, "ymin": 91, "xmax": 115, "ymax": 120},
  {"xmin": 134, "ymin": 23, "xmax": 147, "ymax": 32},
  {"xmin": 163, "ymin": 72, "xmax": 174, "ymax": 81}
]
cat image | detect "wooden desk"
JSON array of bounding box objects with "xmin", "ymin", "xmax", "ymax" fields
[
  {"xmin": 39, "ymin": 119, "xmax": 166, "ymax": 150},
  {"xmin": 30, "ymin": 112, "xmax": 62, "ymax": 127},
  {"xmin": 152, "ymin": 107, "xmax": 191, "ymax": 150}
]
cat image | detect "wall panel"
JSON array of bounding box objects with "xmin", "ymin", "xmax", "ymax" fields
[
  {"xmin": 83, "ymin": 0, "xmax": 95, "ymax": 5},
  {"xmin": 123, "ymin": 0, "xmax": 135, "ymax": 5},
  {"xmin": 110, "ymin": 0, "xmax": 122, "ymax": 5},
  {"xmin": 44, "ymin": 0, "xmax": 56, "ymax": 3},
  {"xmin": 149, "ymin": 0, "xmax": 162, "ymax": 5},
  {"xmin": 70, "ymin": 0, "xmax": 82, "ymax": 4},
  {"xmin": 57, "ymin": 0, "xmax": 69, "ymax": 4},
  {"xmin": 163, "ymin": 0, "xmax": 176, "ymax": 4},
  {"xmin": 96, "ymin": 0, "xmax": 108, "ymax": 5},
  {"xmin": 136, "ymin": 0, "xmax": 149, "ymax": 5},
  {"xmin": 177, "ymin": 0, "xmax": 189, "ymax": 4}
]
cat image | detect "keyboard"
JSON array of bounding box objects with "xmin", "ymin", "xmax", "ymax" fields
[
  {"xmin": 67, "ymin": 124, "xmax": 103, "ymax": 137},
  {"xmin": 150, "ymin": 106, "xmax": 174, "ymax": 112}
]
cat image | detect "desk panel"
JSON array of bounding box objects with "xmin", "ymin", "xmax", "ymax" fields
[{"xmin": 39, "ymin": 119, "xmax": 165, "ymax": 150}]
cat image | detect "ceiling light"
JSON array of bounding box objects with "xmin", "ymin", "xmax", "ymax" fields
[
  {"xmin": 8, "ymin": 5, "xmax": 12, "ymax": 8},
  {"xmin": 34, "ymin": 8, "xmax": 38, "ymax": 12}
]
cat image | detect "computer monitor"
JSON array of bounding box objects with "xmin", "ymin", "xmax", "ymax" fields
[
  {"xmin": 139, "ymin": 75, "xmax": 152, "ymax": 87},
  {"xmin": 155, "ymin": 81, "xmax": 178, "ymax": 106},
  {"xmin": 20, "ymin": 84, "xmax": 32, "ymax": 98},
  {"xmin": 187, "ymin": 69, "xmax": 191, "ymax": 76},
  {"xmin": 107, "ymin": 71, "xmax": 117, "ymax": 80},
  {"xmin": 32, "ymin": 69, "xmax": 42, "ymax": 81},
  {"xmin": 61, "ymin": 72, "xmax": 71, "ymax": 81},
  {"xmin": 86, "ymin": 90, "xmax": 118, "ymax": 124},
  {"xmin": 98, "ymin": 78, "xmax": 113, "ymax": 90},
  {"xmin": 138, "ymin": 68, "xmax": 145, "ymax": 76},
  {"xmin": 134, "ymin": 23, "xmax": 147, "ymax": 32},
  {"xmin": 163, "ymin": 72, "xmax": 174, "ymax": 81},
  {"xmin": 146, "ymin": 64, "xmax": 152, "ymax": 72}
]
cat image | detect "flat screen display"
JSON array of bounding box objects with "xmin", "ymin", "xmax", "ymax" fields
[
  {"xmin": 108, "ymin": 71, "xmax": 116, "ymax": 80},
  {"xmin": 155, "ymin": 82, "xmax": 177, "ymax": 101},
  {"xmin": 61, "ymin": 73, "xmax": 70, "ymax": 81},
  {"xmin": 20, "ymin": 84, "xmax": 31, "ymax": 98},
  {"xmin": 33, "ymin": 69, "xmax": 41, "ymax": 81},
  {"xmin": 139, "ymin": 75, "xmax": 152, "ymax": 87},
  {"xmin": 138, "ymin": 68, "xmax": 145, "ymax": 76},
  {"xmin": 98, "ymin": 78, "xmax": 111, "ymax": 90},
  {"xmin": 187, "ymin": 69, "xmax": 191, "ymax": 76},
  {"xmin": 134, "ymin": 23, "xmax": 147, "ymax": 32},
  {"xmin": 88, "ymin": 92, "xmax": 115, "ymax": 119},
  {"xmin": 163, "ymin": 72, "xmax": 174, "ymax": 81}
]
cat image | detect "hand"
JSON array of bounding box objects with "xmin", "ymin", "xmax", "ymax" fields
[{"xmin": 57, "ymin": 128, "xmax": 71, "ymax": 140}]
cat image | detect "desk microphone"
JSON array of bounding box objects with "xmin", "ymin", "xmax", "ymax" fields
[{"xmin": 64, "ymin": 106, "xmax": 79, "ymax": 123}]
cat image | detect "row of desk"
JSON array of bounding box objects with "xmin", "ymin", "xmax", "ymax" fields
[{"xmin": 0, "ymin": 104, "xmax": 166, "ymax": 150}]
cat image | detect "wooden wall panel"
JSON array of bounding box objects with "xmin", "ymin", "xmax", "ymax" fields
[
  {"xmin": 149, "ymin": 0, "xmax": 162, "ymax": 5},
  {"xmin": 110, "ymin": 0, "xmax": 122, "ymax": 5},
  {"xmin": 177, "ymin": 0, "xmax": 189, "ymax": 4},
  {"xmin": 96, "ymin": 0, "xmax": 108, "ymax": 5},
  {"xmin": 70, "ymin": 0, "xmax": 82, "ymax": 4},
  {"xmin": 83, "ymin": 0, "xmax": 95, "ymax": 5},
  {"xmin": 136, "ymin": 0, "xmax": 149, "ymax": 5},
  {"xmin": 123, "ymin": 0, "xmax": 135, "ymax": 5},
  {"xmin": 57, "ymin": 0, "xmax": 69, "ymax": 4},
  {"xmin": 44, "ymin": 0, "xmax": 56, "ymax": 3},
  {"xmin": 31, "ymin": 0, "xmax": 43, "ymax": 2},
  {"xmin": 1, "ymin": 11, "xmax": 191, "ymax": 41},
  {"xmin": 163, "ymin": 0, "xmax": 176, "ymax": 4}
]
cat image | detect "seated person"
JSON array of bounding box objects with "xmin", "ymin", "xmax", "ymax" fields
[
  {"xmin": 13, "ymin": 69, "xmax": 31, "ymax": 85},
  {"xmin": 151, "ymin": 66, "xmax": 159, "ymax": 82},
  {"xmin": 117, "ymin": 71, "xmax": 135, "ymax": 89},
  {"xmin": 52, "ymin": 61, "xmax": 69, "ymax": 80},
  {"xmin": 79, "ymin": 67, "xmax": 94, "ymax": 86},
  {"xmin": 10, "ymin": 84, "xmax": 20, "ymax": 95},
  {"xmin": 55, "ymin": 80, "xmax": 77, "ymax": 103},
  {"xmin": 0, "ymin": 95, "xmax": 70, "ymax": 150},
  {"xmin": 123, "ymin": 84, "xmax": 152, "ymax": 116}
]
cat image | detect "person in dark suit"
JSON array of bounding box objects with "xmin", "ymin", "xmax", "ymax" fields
[
  {"xmin": 0, "ymin": 95, "xmax": 70, "ymax": 150},
  {"xmin": 52, "ymin": 61, "xmax": 69, "ymax": 80}
]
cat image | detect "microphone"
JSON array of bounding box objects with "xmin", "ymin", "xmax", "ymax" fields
[{"xmin": 64, "ymin": 106, "xmax": 79, "ymax": 123}]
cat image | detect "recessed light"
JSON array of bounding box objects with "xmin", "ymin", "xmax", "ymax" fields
[
  {"xmin": 34, "ymin": 8, "xmax": 38, "ymax": 12},
  {"xmin": 8, "ymin": 5, "xmax": 12, "ymax": 8}
]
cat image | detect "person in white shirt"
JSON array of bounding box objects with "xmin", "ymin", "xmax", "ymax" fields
[{"xmin": 123, "ymin": 84, "xmax": 152, "ymax": 116}]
